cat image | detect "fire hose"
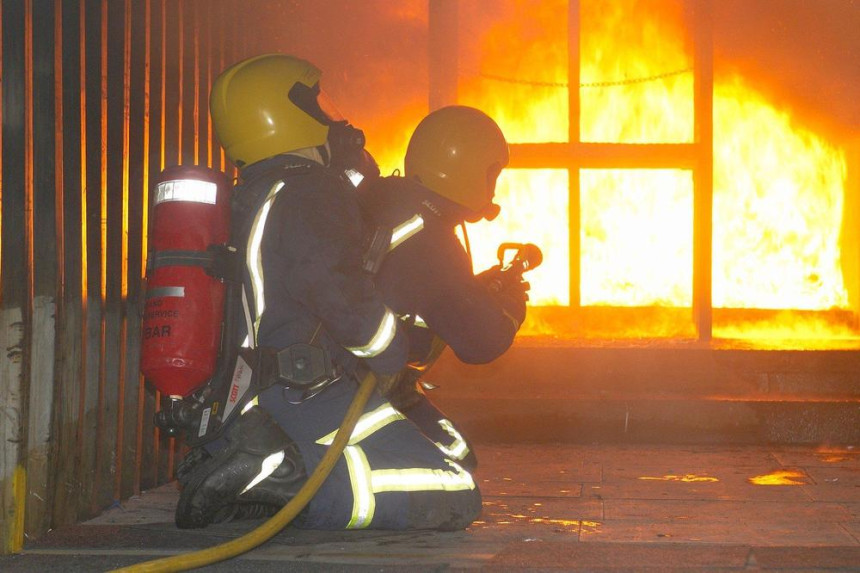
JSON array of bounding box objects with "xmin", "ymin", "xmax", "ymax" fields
[{"xmin": 109, "ymin": 369, "xmax": 377, "ymax": 573}]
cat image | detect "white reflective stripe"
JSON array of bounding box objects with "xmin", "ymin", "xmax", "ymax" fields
[
  {"xmin": 241, "ymin": 450, "xmax": 285, "ymax": 494},
  {"xmin": 388, "ymin": 214, "xmax": 424, "ymax": 251},
  {"xmin": 398, "ymin": 313, "xmax": 429, "ymax": 329},
  {"xmin": 316, "ymin": 403, "xmax": 405, "ymax": 446},
  {"xmin": 344, "ymin": 169, "xmax": 365, "ymax": 188},
  {"xmin": 346, "ymin": 307, "xmax": 398, "ymax": 358},
  {"xmin": 501, "ymin": 308, "xmax": 521, "ymax": 331},
  {"xmin": 246, "ymin": 181, "xmax": 286, "ymax": 336},
  {"xmin": 434, "ymin": 419, "xmax": 470, "ymax": 461},
  {"xmin": 343, "ymin": 446, "xmax": 375, "ymax": 529},
  {"xmin": 241, "ymin": 285, "xmax": 255, "ymax": 349},
  {"xmin": 240, "ymin": 397, "xmax": 258, "ymax": 414},
  {"xmin": 371, "ymin": 460, "xmax": 475, "ymax": 493},
  {"xmin": 155, "ymin": 179, "xmax": 217, "ymax": 205},
  {"xmin": 326, "ymin": 411, "xmax": 476, "ymax": 528}
]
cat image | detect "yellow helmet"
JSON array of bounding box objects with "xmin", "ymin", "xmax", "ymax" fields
[
  {"xmin": 210, "ymin": 54, "xmax": 331, "ymax": 168},
  {"xmin": 405, "ymin": 105, "xmax": 509, "ymax": 220}
]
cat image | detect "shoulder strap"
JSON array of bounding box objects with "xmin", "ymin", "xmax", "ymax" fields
[{"xmin": 232, "ymin": 162, "xmax": 318, "ymax": 348}]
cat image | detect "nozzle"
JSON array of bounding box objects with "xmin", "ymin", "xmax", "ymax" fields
[{"xmin": 497, "ymin": 242, "xmax": 543, "ymax": 272}]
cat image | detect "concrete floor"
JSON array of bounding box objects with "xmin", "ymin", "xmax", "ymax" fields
[{"xmin": 4, "ymin": 442, "xmax": 860, "ymax": 571}]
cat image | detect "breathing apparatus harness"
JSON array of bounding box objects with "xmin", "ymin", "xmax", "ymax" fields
[{"xmin": 149, "ymin": 131, "xmax": 383, "ymax": 449}]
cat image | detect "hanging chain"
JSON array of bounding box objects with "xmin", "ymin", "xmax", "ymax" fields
[{"xmin": 468, "ymin": 67, "xmax": 693, "ymax": 89}]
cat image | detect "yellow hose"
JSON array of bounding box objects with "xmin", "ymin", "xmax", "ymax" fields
[{"xmin": 110, "ymin": 371, "xmax": 377, "ymax": 573}]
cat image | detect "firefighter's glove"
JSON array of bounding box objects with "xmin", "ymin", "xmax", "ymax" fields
[
  {"xmin": 372, "ymin": 367, "xmax": 425, "ymax": 410},
  {"xmin": 384, "ymin": 367, "xmax": 427, "ymax": 411},
  {"xmin": 475, "ymin": 264, "xmax": 503, "ymax": 292},
  {"xmin": 476, "ymin": 265, "xmax": 531, "ymax": 301},
  {"xmin": 495, "ymin": 281, "xmax": 528, "ymax": 327},
  {"xmin": 373, "ymin": 370, "xmax": 401, "ymax": 398}
]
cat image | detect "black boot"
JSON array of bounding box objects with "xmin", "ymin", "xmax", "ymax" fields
[{"xmin": 175, "ymin": 406, "xmax": 306, "ymax": 529}]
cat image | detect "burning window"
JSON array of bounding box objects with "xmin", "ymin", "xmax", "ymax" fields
[{"xmin": 450, "ymin": 0, "xmax": 853, "ymax": 344}]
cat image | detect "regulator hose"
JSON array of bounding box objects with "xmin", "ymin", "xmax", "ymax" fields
[{"xmin": 110, "ymin": 371, "xmax": 377, "ymax": 573}]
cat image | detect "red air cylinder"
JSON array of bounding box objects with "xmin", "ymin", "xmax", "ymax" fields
[{"xmin": 141, "ymin": 165, "xmax": 232, "ymax": 398}]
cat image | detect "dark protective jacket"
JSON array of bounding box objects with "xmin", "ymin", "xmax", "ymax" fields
[
  {"xmin": 235, "ymin": 157, "xmax": 482, "ymax": 530},
  {"xmin": 357, "ymin": 175, "xmax": 522, "ymax": 365},
  {"xmin": 235, "ymin": 154, "xmax": 408, "ymax": 378}
]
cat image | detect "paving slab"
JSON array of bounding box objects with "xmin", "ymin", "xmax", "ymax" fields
[{"xmin": 4, "ymin": 443, "xmax": 860, "ymax": 572}]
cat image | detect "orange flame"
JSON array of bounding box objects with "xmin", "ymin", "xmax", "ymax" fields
[
  {"xmin": 449, "ymin": 0, "xmax": 849, "ymax": 341},
  {"xmin": 748, "ymin": 469, "xmax": 807, "ymax": 486},
  {"xmin": 638, "ymin": 474, "xmax": 719, "ymax": 483}
]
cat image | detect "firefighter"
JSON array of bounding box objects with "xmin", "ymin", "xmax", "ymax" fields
[
  {"xmin": 176, "ymin": 54, "xmax": 492, "ymax": 530},
  {"xmin": 357, "ymin": 104, "xmax": 528, "ymax": 475}
]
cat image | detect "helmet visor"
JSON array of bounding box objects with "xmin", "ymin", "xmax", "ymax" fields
[{"xmin": 288, "ymin": 82, "xmax": 344, "ymax": 126}]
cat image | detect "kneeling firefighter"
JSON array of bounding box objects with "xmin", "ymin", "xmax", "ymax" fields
[
  {"xmin": 357, "ymin": 105, "xmax": 533, "ymax": 474},
  {"xmin": 174, "ymin": 53, "xmax": 487, "ymax": 530}
]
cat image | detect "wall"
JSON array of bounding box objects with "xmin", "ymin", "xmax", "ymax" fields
[{"xmin": 0, "ymin": 0, "xmax": 255, "ymax": 553}]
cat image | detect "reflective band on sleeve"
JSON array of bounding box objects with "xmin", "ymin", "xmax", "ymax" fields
[
  {"xmin": 346, "ymin": 307, "xmax": 398, "ymax": 358},
  {"xmin": 434, "ymin": 419, "xmax": 471, "ymax": 461},
  {"xmin": 155, "ymin": 179, "xmax": 217, "ymax": 205},
  {"xmin": 388, "ymin": 214, "xmax": 424, "ymax": 252},
  {"xmin": 246, "ymin": 181, "xmax": 286, "ymax": 336}
]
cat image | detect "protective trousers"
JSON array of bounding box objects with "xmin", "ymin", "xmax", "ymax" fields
[{"xmin": 258, "ymin": 379, "xmax": 482, "ymax": 530}]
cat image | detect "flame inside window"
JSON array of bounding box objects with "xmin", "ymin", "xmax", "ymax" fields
[{"xmin": 451, "ymin": 0, "xmax": 852, "ymax": 342}]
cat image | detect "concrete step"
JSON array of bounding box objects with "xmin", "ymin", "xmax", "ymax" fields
[{"xmin": 427, "ymin": 337, "xmax": 860, "ymax": 445}]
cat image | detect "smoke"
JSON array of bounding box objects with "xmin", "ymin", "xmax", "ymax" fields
[
  {"xmin": 248, "ymin": 0, "xmax": 430, "ymax": 172},
  {"xmin": 240, "ymin": 0, "xmax": 859, "ymax": 162},
  {"xmin": 713, "ymin": 0, "xmax": 860, "ymax": 134}
]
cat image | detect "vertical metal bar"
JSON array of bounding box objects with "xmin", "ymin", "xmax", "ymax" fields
[
  {"xmin": 0, "ymin": 0, "xmax": 28, "ymax": 552},
  {"xmin": 0, "ymin": 0, "xmax": 3, "ymax": 284},
  {"xmin": 24, "ymin": 0, "xmax": 35, "ymax": 355},
  {"xmin": 218, "ymin": 0, "xmax": 226, "ymax": 171},
  {"xmin": 159, "ymin": 0, "xmax": 166, "ymax": 171},
  {"xmin": 93, "ymin": 0, "xmax": 109, "ymax": 514},
  {"xmin": 24, "ymin": 0, "xmax": 35, "ymax": 482},
  {"xmin": 428, "ymin": 0, "xmax": 458, "ymax": 111},
  {"xmin": 50, "ymin": 0, "xmax": 67, "ymax": 525},
  {"xmin": 24, "ymin": 0, "xmax": 35, "ymax": 399},
  {"xmin": 0, "ymin": 0, "xmax": 35, "ymax": 551},
  {"xmin": 568, "ymin": 0, "xmax": 581, "ymax": 309},
  {"xmin": 193, "ymin": 0, "xmax": 200, "ymax": 166},
  {"xmin": 166, "ymin": 0, "xmax": 189, "ymax": 478},
  {"xmin": 692, "ymin": 0, "xmax": 713, "ymax": 341},
  {"xmin": 205, "ymin": 0, "xmax": 213, "ymax": 169},
  {"xmin": 75, "ymin": 0, "xmax": 90, "ymax": 521},
  {"xmin": 29, "ymin": 0, "xmax": 60, "ymax": 537},
  {"xmin": 176, "ymin": 0, "xmax": 184, "ymax": 166},
  {"xmin": 0, "ymin": 0, "xmax": 3, "ymax": 285},
  {"xmin": 154, "ymin": 0, "xmax": 167, "ymax": 486},
  {"xmin": 52, "ymin": 0, "xmax": 86, "ymax": 529},
  {"xmin": 54, "ymin": 0, "xmax": 65, "ymax": 307},
  {"xmin": 114, "ymin": 0, "xmax": 132, "ymax": 503},
  {"xmin": 8, "ymin": 0, "xmax": 35, "ymax": 550},
  {"xmin": 135, "ymin": 0, "xmax": 152, "ymax": 498}
]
